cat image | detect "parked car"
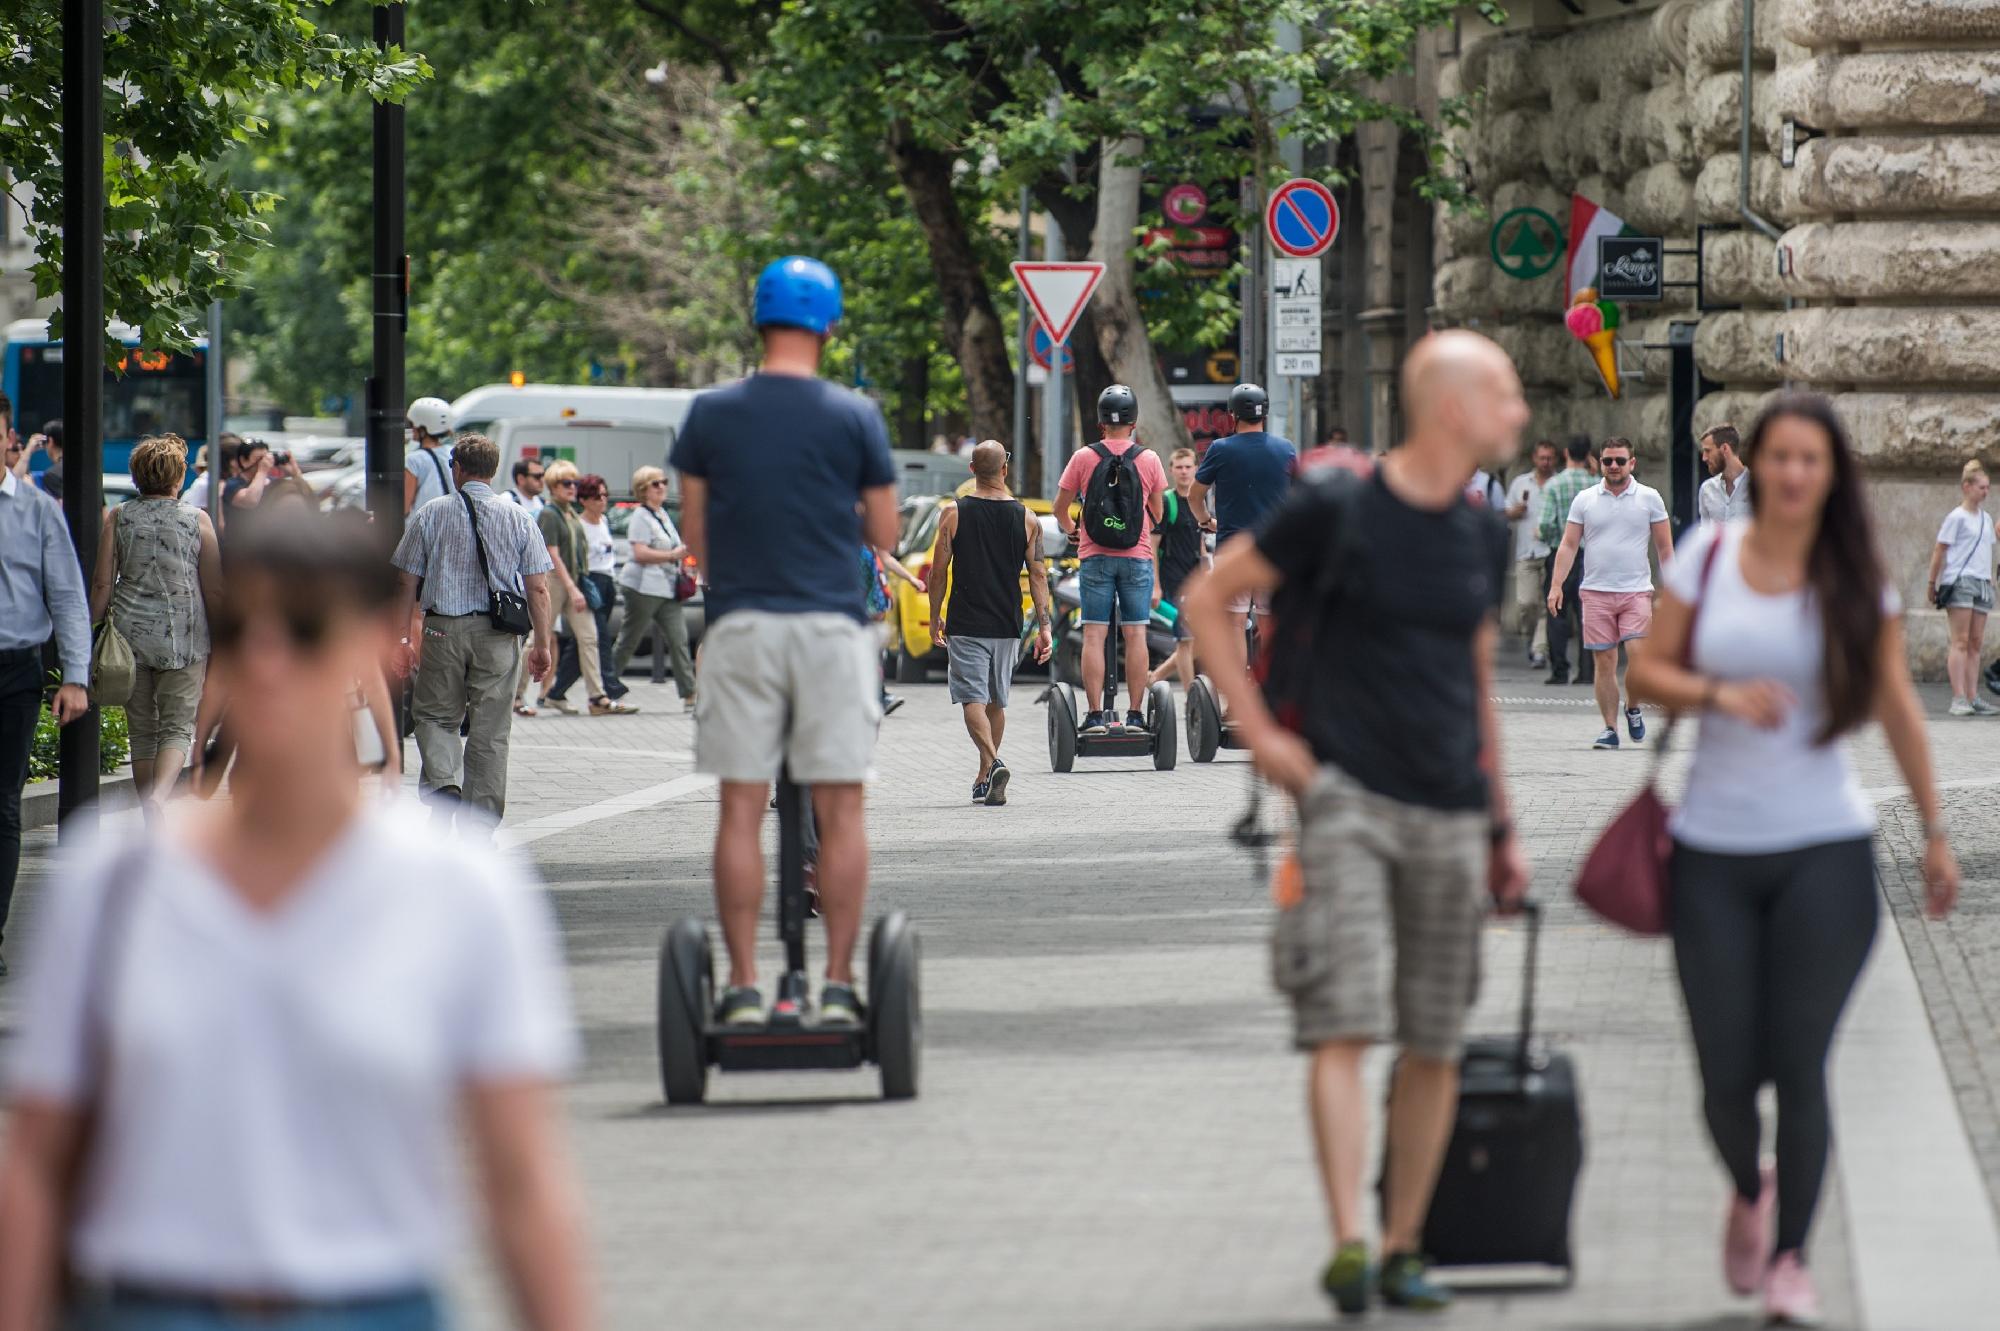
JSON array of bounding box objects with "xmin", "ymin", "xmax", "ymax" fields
[{"xmin": 881, "ymin": 497, "xmax": 1072, "ymax": 682}]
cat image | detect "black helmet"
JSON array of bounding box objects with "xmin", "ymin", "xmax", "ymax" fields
[
  {"xmin": 1228, "ymin": 382, "xmax": 1269, "ymax": 423},
  {"xmin": 1097, "ymin": 383, "xmax": 1139, "ymax": 426}
]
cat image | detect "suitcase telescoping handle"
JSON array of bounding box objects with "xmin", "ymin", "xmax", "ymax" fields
[{"xmin": 1515, "ymin": 899, "xmax": 1543, "ymax": 1070}]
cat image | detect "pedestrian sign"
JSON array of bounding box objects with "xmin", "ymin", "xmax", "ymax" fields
[
  {"xmin": 1010, "ymin": 262, "xmax": 1105, "ymax": 345},
  {"xmin": 1265, "ymin": 178, "xmax": 1340, "ymax": 259}
]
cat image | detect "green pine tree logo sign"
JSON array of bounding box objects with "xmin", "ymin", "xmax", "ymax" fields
[{"xmin": 1490, "ymin": 207, "xmax": 1565, "ymax": 280}]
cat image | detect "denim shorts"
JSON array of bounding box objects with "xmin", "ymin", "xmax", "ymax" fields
[
  {"xmin": 1943, "ymin": 576, "xmax": 1995, "ymax": 613},
  {"xmin": 1078, "ymin": 554, "xmax": 1154, "ymax": 626}
]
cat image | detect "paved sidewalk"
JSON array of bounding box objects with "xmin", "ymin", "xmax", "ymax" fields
[{"xmin": 4, "ymin": 659, "xmax": 1997, "ymax": 1329}]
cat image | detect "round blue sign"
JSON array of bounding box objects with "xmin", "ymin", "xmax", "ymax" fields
[
  {"xmin": 1266, "ymin": 178, "xmax": 1340, "ymax": 259},
  {"xmin": 1030, "ymin": 320, "xmax": 1074, "ymax": 372}
]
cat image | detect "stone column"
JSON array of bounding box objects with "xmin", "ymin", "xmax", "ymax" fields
[{"xmin": 1357, "ymin": 116, "xmax": 1402, "ymax": 449}]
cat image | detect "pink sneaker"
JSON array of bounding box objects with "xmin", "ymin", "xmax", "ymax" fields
[
  {"xmin": 1724, "ymin": 1163, "xmax": 1775, "ymax": 1295},
  {"xmin": 1764, "ymin": 1251, "xmax": 1822, "ymax": 1326}
]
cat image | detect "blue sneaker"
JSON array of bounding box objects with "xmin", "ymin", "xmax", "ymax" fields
[
  {"xmin": 971, "ymin": 778, "xmax": 990, "ymax": 803},
  {"xmin": 1626, "ymin": 706, "xmax": 1646, "ymax": 742},
  {"xmin": 1593, "ymin": 727, "xmax": 1620, "ymax": 750},
  {"xmin": 1082, "ymin": 710, "xmax": 1111, "ymax": 736},
  {"xmin": 1378, "ymin": 1251, "xmax": 1452, "ymax": 1311}
]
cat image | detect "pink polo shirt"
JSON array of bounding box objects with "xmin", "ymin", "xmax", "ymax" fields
[{"xmin": 1058, "ymin": 438, "xmax": 1168, "ymax": 561}]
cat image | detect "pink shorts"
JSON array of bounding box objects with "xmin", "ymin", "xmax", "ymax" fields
[{"xmin": 1581, "ymin": 590, "xmax": 1652, "ymax": 651}]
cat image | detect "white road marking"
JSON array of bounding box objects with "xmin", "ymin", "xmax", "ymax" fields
[
  {"xmin": 507, "ymin": 744, "xmax": 695, "ymax": 762},
  {"xmin": 497, "ymin": 773, "xmax": 713, "ymax": 849}
]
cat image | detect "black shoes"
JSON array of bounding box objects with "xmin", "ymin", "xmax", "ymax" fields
[{"xmin": 985, "ymin": 759, "xmax": 1010, "ymax": 806}]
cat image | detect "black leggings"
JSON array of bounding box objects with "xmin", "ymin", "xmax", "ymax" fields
[{"xmin": 1669, "ymin": 837, "xmax": 1877, "ymax": 1257}]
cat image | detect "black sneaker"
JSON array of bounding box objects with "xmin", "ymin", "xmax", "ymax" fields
[
  {"xmin": 1124, "ymin": 709, "xmax": 1146, "ymax": 732},
  {"xmin": 985, "ymin": 760, "xmax": 1010, "ymax": 806},
  {"xmin": 714, "ymin": 985, "xmax": 764, "ymax": 1026},
  {"xmin": 1082, "ymin": 710, "xmax": 1111, "ymax": 735},
  {"xmin": 971, "ymin": 778, "xmax": 990, "ymax": 803},
  {"xmin": 819, "ymin": 981, "xmax": 862, "ymax": 1027},
  {"xmin": 882, "ymin": 694, "xmax": 905, "ymax": 716},
  {"xmin": 1544, "ymin": 671, "xmax": 1569, "ymax": 687}
]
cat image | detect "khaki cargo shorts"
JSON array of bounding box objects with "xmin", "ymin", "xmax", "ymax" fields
[
  {"xmin": 1271, "ymin": 763, "xmax": 1488, "ymax": 1061},
  {"xmin": 694, "ymin": 611, "xmax": 881, "ymax": 784}
]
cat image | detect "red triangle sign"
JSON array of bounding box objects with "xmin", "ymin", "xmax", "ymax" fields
[{"xmin": 1011, "ymin": 261, "xmax": 1104, "ymax": 346}]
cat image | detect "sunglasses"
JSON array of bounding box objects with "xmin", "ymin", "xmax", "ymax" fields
[
  {"xmin": 525, "ymin": 471, "xmax": 545, "ymax": 481},
  {"xmin": 1601, "ymin": 457, "xmax": 1631, "ymax": 466},
  {"xmin": 553, "ymin": 478, "xmax": 577, "ymax": 488},
  {"xmin": 647, "ymin": 479, "xmax": 668, "ymax": 488},
  {"xmin": 212, "ymin": 602, "xmax": 337, "ymax": 654}
]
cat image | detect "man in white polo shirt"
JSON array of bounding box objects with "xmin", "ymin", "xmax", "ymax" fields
[{"xmin": 1546, "ymin": 436, "xmax": 1672, "ymax": 749}]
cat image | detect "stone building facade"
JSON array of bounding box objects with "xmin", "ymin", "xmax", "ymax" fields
[{"xmin": 1323, "ymin": 0, "xmax": 2000, "ymax": 673}]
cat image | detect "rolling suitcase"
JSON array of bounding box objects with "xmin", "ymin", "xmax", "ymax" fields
[{"xmin": 1381, "ymin": 901, "xmax": 1582, "ymax": 1281}]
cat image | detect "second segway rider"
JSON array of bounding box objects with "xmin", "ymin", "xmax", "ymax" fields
[
  {"xmin": 928, "ymin": 440, "xmax": 1054, "ymax": 806},
  {"xmin": 1054, "ymin": 385, "xmax": 1168, "ymax": 735},
  {"xmin": 1191, "ymin": 383, "xmax": 1297, "ymax": 635},
  {"xmin": 670, "ymin": 256, "xmax": 899, "ymax": 1029},
  {"xmin": 403, "ymin": 395, "xmax": 457, "ymax": 514}
]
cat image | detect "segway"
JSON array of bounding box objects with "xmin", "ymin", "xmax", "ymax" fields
[
  {"xmin": 1045, "ymin": 597, "xmax": 1176, "ymax": 772},
  {"xmin": 656, "ymin": 770, "xmax": 920, "ymax": 1104},
  {"xmin": 1186, "ymin": 614, "xmax": 1262, "ymax": 763}
]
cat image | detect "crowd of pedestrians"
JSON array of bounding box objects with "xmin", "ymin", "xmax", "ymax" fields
[{"xmin": 0, "ymin": 258, "xmax": 1986, "ymax": 1328}]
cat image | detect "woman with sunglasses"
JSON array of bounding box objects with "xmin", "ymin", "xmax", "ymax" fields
[
  {"xmin": 0, "ymin": 510, "xmax": 592, "ymax": 1331},
  {"xmin": 612, "ymin": 466, "xmax": 697, "ymax": 710},
  {"xmin": 535, "ymin": 463, "xmax": 631, "ymax": 717},
  {"xmin": 1627, "ymin": 392, "xmax": 1958, "ymax": 1324},
  {"xmin": 572, "ymin": 475, "xmax": 634, "ymax": 711}
]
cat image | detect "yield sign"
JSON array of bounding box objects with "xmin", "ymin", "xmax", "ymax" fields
[{"xmin": 1010, "ymin": 261, "xmax": 1104, "ymax": 345}]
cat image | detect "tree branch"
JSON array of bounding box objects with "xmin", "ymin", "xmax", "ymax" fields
[{"xmin": 632, "ymin": 0, "xmax": 741, "ymax": 85}]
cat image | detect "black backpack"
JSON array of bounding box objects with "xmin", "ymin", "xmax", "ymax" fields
[{"xmin": 1081, "ymin": 441, "xmax": 1146, "ymax": 550}]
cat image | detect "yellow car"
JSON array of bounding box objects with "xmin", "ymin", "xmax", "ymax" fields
[{"xmin": 883, "ymin": 495, "xmax": 1072, "ymax": 682}]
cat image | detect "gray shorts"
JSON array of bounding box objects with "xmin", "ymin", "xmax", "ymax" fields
[
  {"xmin": 1271, "ymin": 763, "xmax": 1488, "ymax": 1061},
  {"xmin": 1943, "ymin": 576, "xmax": 1995, "ymax": 612},
  {"xmin": 946, "ymin": 635, "xmax": 1016, "ymax": 706},
  {"xmin": 694, "ymin": 611, "xmax": 881, "ymax": 784}
]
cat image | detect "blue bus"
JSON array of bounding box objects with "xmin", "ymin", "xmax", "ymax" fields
[{"xmin": 2, "ymin": 318, "xmax": 209, "ymax": 476}]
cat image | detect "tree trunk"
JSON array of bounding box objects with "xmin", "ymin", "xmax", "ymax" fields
[
  {"xmin": 1088, "ymin": 134, "xmax": 1193, "ymax": 458},
  {"xmin": 887, "ymin": 119, "xmax": 1015, "ymax": 447},
  {"xmin": 895, "ymin": 352, "xmax": 929, "ymax": 451}
]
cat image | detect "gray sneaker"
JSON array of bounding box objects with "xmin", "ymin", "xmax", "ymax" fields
[{"xmin": 1972, "ymin": 696, "xmax": 2000, "ymax": 716}]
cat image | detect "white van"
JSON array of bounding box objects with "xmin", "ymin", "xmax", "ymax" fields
[
  {"xmin": 449, "ymin": 383, "xmax": 700, "ymax": 441},
  {"xmin": 490, "ymin": 418, "xmax": 675, "ymax": 500}
]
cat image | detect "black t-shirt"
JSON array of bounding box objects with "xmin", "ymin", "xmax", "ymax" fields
[
  {"xmin": 1255, "ymin": 469, "xmax": 1508, "ymax": 811},
  {"xmin": 1155, "ymin": 489, "xmax": 1202, "ymax": 597}
]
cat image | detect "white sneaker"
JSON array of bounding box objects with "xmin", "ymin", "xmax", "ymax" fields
[
  {"xmin": 1949, "ymin": 697, "xmax": 1975, "ymax": 716},
  {"xmin": 1972, "ymin": 696, "xmax": 2000, "ymax": 716}
]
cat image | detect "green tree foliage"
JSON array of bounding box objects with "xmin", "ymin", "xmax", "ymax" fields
[
  {"xmin": 231, "ymin": 0, "xmax": 641, "ymax": 412},
  {"xmin": 0, "ymin": 0, "xmax": 428, "ymax": 355}
]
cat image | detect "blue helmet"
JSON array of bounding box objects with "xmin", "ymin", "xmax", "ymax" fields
[{"xmin": 754, "ymin": 256, "xmax": 843, "ymax": 334}]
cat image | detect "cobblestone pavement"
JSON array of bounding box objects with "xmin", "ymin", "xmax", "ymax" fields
[{"xmin": 5, "ymin": 651, "xmax": 1999, "ymax": 1330}]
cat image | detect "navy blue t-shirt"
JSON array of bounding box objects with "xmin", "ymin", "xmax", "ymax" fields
[
  {"xmin": 669, "ymin": 373, "xmax": 896, "ymax": 625},
  {"xmin": 1196, "ymin": 429, "xmax": 1297, "ymax": 545}
]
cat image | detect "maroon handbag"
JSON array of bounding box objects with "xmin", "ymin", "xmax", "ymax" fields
[{"xmin": 1573, "ymin": 534, "xmax": 1723, "ymax": 935}]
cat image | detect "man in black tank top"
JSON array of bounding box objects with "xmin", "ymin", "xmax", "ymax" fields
[
  {"xmin": 1148, "ymin": 446, "xmax": 1204, "ymax": 691},
  {"xmin": 928, "ymin": 441, "xmax": 1053, "ymax": 806}
]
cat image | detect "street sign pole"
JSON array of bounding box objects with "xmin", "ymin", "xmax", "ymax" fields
[
  {"xmin": 369, "ymin": 2, "xmax": 408, "ymax": 535},
  {"xmin": 1011, "ymin": 185, "xmax": 1031, "ymax": 491},
  {"xmin": 206, "ymin": 300, "xmax": 224, "ymax": 533},
  {"xmin": 1038, "ymin": 217, "xmax": 1066, "ymax": 501},
  {"xmin": 59, "ymin": 0, "xmax": 105, "ymax": 831}
]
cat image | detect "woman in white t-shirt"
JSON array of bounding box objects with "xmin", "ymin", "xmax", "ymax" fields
[
  {"xmin": 1628, "ymin": 392, "xmax": 1959, "ymax": 1325},
  {"xmin": 1927, "ymin": 459, "xmax": 1999, "ymax": 715},
  {"xmin": 612, "ymin": 466, "xmax": 697, "ymax": 710},
  {"xmin": 0, "ymin": 510, "xmax": 591, "ymax": 1331}
]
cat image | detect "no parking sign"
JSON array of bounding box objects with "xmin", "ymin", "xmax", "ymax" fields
[{"xmin": 1265, "ymin": 178, "xmax": 1340, "ymax": 259}]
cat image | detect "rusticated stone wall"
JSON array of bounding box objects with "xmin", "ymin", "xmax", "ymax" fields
[{"xmin": 1432, "ymin": 0, "xmax": 2000, "ymax": 676}]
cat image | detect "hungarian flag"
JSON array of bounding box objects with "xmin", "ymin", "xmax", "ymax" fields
[{"xmin": 1567, "ymin": 194, "xmax": 1634, "ymax": 303}]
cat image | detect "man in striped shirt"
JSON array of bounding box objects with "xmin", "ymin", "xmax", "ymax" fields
[{"xmin": 1537, "ymin": 437, "xmax": 1597, "ymax": 686}]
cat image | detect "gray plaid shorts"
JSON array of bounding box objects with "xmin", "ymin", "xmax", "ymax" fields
[{"xmin": 1271, "ymin": 763, "xmax": 1488, "ymax": 1061}]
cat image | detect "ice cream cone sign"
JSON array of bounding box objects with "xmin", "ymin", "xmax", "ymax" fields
[{"xmin": 1566, "ymin": 287, "xmax": 1622, "ymax": 399}]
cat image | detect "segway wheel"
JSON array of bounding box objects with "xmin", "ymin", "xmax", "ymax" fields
[
  {"xmin": 656, "ymin": 917, "xmax": 713, "ymax": 1105},
  {"xmin": 1148, "ymin": 680, "xmax": 1178, "ymax": 771},
  {"xmin": 1047, "ymin": 683, "xmax": 1078, "ymax": 773},
  {"xmin": 1187, "ymin": 676, "xmax": 1221, "ymax": 763},
  {"xmin": 868, "ymin": 912, "xmax": 922, "ymax": 1100}
]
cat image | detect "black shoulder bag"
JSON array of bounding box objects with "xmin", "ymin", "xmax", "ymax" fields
[{"xmin": 460, "ymin": 492, "xmax": 533, "ymax": 636}]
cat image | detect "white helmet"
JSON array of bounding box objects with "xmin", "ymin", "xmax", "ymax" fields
[{"xmin": 407, "ymin": 396, "xmax": 451, "ymax": 438}]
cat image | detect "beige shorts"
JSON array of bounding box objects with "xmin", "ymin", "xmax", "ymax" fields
[
  {"xmin": 694, "ymin": 611, "xmax": 881, "ymax": 784},
  {"xmin": 126, "ymin": 660, "xmax": 205, "ymax": 760},
  {"xmin": 1271, "ymin": 763, "xmax": 1488, "ymax": 1061}
]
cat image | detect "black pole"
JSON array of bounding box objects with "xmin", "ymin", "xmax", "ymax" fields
[
  {"xmin": 58, "ymin": 0, "xmax": 104, "ymax": 830},
  {"xmin": 368, "ymin": 3, "xmax": 408, "ymax": 533}
]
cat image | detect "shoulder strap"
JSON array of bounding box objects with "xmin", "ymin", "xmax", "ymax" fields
[
  {"xmin": 460, "ymin": 491, "xmax": 500, "ymax": 594},
  {"xmin": 1087, "ymin": 441, "xmax": 1112, "ymax": 465},
  {"xmin": 427, "ymin": 447, "xmax": 451, "ymax": 494},
  {"xmin": 1945, "ymin": 510, "xmax": 1984, "ymax": 585}
]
